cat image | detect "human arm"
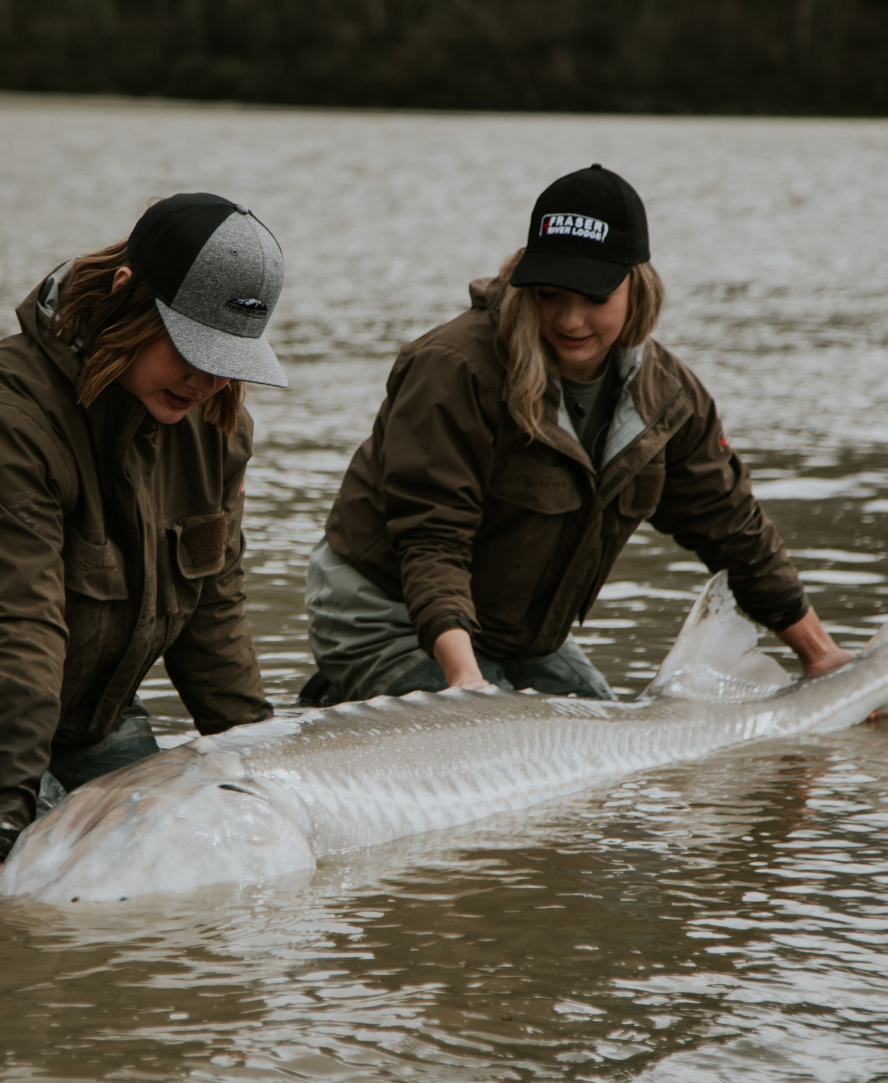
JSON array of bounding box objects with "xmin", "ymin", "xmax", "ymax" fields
[
  {"xmin": 381, "ymin": 342, "xmax": 500, "ymax": 660},
  {"xmin": 776, "ymin": 606, "xmax": 853, "ymax": 675},
  {"xmin": 777, "ymin": 605, "xmax": 879, "ymax": 723},
  {"xmin": 433, "ymin": 627, "xmax": 489, "ymax": 689},
  {"xmin": 647, "ymin": 358, "xmax": 809, "ymax": 652},
  {"xmin": 162, "ymin": 421, "xmax": 273, "ymax": 733},
  {"xmin": 0, "ymin": 401, "xmax": 75, "ymax": 861}
]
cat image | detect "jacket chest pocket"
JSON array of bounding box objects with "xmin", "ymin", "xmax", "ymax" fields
[
  {"xmin": 618, "ymin": 455, "xmax": 666, "ymax": 521},
  {"xmin": 171, "ymin": 512, "xmax": 229, "ymax": 579},
  {"xmin": 63, "ymin": 531, "xmax": 128, "ymax": 600},
  {"xmin": 487, "ymin": 452, "xmax": 583, "ymax": 515}
]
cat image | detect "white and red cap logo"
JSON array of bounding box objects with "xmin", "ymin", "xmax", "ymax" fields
[{"xmin": 540, "ymin": 213, "xmax": 609, "ymax": 242}]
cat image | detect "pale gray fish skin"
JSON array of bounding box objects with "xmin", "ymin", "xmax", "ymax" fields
[{"xmin": 2, "ymin": 572, "xmax": 887, "ymax": 905}]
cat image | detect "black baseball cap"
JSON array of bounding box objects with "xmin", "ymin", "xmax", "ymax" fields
[
  {"xmin": 510, "ymin": 165, "xmax": 650, "ymax": 298},
  {"xmin": 128, "ymin": 193, "xmax": 287, "ymax": 387}
]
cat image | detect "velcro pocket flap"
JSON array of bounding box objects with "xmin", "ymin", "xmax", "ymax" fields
[
  {"xmin": 488, "ymin": 459, "xmax": 582, "ymax": 514},
  {"xmin": 173, "ymin": 512, "xmax": 229, "ymax": 579},
  {"xmin": 64, "ymin": 531, "xmax": 128, "ymax": 600}
]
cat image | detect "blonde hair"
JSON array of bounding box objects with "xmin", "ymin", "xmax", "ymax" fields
[
  {"xmin": 57, "ymin": 238, "xmax": 244, "ymax": 436},
  {"xmin": 495, "ymin": 249, "xmax": 665, "ymax": 437}
]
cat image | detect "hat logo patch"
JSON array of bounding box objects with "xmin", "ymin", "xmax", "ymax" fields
[
  {"xmin": 225, "ymin": 297, "xmax": 268, "ymax": 319},
  {"xmin": 541, "ymin": 213, "xmax": 609, "ymax": 243}
]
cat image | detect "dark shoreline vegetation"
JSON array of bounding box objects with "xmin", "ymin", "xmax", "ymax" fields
[{"xmin": 0, "ymin": 0, "xmax": 887, "ymax": 115}]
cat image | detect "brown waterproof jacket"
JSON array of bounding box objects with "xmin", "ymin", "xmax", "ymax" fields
[
  {"xmin": 326, "ymin": 277, "xmax": 807, "ymax": 660},
  {"xmin": 0, "ymin": 267, "xmax": 272, "ymax": 853}
]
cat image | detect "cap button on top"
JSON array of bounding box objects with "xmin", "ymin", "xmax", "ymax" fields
[
  {"xmin": 234, "ymin": 203, "xmax": 249, "ymax": 214},
  {"xmin": 590, "ymin": 163, "xmax": 602, "ymax": 169}
]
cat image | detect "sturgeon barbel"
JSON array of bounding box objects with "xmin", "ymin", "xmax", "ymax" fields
[{"xmin": 3, "ymin": 572, "xmax": 888, "ymax": 904}]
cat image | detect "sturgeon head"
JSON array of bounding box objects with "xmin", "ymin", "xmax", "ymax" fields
[
  {"xmin": 0, "ymin": 725, "xmax": 315, "ymax": 904},
  {"xmin": 2, "ymin": 572, "xmax": 888, "ymax": 905}
]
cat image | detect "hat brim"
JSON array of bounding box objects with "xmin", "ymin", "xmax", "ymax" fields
[
  {"xmin": 510, "ymin": 251, "xmax": 630, "ymax": 298},
  {"xmin": 157, "ymin": 300, "xmax": 288, "ymax": 388}
]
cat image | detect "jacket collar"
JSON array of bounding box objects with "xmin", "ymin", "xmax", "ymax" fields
[
  {"xmin": 601, "ymin": 343, "xmax": 646, "ymax": 467},
  {"xmin": 16, "ymin": 264, "xmax": 151, "ymax": 443},
  {"xmin": 535, "ymin": 340, "xmax": 682, "ymax": 476}
]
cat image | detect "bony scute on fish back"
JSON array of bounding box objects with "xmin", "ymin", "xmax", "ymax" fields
[{"xmin": 2, "ymin": 572, "xmax": 888, "ymax": 905}]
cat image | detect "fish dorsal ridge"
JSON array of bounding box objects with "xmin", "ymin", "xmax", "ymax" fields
[{"xmin": 645, "ymin": 571, "xmax": 793, "ymax": 702}]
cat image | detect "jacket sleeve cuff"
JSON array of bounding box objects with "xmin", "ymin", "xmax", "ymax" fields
[
  {"xmin": 764, "ymin": 595, "xmax": 811, "ymax": 632},
  {"xmin": 421, "ymin": 614, "xmax": 474, "ymax": 658},
  {"xmin": 733, "ymin": 585, "xmax": 810, "ymax": 632}
]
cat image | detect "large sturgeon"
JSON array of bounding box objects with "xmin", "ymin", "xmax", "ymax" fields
[{"xmin": 2, "ymin": 572, "xmax": 887, "ymax": 905}]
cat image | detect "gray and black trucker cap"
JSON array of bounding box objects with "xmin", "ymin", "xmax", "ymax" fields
[
  {"xmin": 511, "ymin": 165, "xmax": 649, "ymax": 298},
  {"xmin": 128, "ymin": 192, "xmax": 286, "ymax": 387}
]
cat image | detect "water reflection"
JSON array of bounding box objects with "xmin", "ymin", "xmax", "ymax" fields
[{"xmin": 4, "ymin": 730, "xmax": 888, "ymax": 1080}]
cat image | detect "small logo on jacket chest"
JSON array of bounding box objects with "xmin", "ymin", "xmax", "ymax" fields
[
  {"xmin": 79, "ymin": 560, "xmax": 118, "ymax": 573},
  {"xmin": 524, "ymin": 477, "xmax": 569, "ymax": 490}
]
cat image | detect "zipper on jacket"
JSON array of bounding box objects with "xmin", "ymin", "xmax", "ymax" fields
[
  {"xmin": 577, "ymin": 390, "xmax": 687, "ymax": 627},
  {"xmin": 600, "ymin": 386, "xmax": 683, "ymax": 478}
]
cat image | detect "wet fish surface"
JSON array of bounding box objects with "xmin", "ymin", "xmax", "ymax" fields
[{"xmin": 2, "ymin": 572, "xmax": 887, "ymax": 905}]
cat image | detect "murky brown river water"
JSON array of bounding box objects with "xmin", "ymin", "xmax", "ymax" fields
[{"xmin": 2, "ymin": 96, "xmax": 888, "ymax": 1081}]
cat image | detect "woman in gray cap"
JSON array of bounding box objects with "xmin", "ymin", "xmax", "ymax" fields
[
  {"xmin": 305, "ymin": 165, "xmax": 851, "ymax": 704},
  {"xmin": 0, "ymin": 193, "xmax": 287, "ymax": 864}
]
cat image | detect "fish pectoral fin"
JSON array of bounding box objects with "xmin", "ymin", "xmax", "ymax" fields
[{"xmin": 645, "ymin": 570, "xmax": 793, "ymax": 702}]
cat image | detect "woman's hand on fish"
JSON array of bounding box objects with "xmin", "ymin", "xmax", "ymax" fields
[
  {"xmin": 433, "ymin": 628, "xmax": 493, "ymax": 690},
  {"xmin": 778, "ymin": 607, "xmax": 880, "ymax": 724},
  {"xmin": 777, "ymin": 606, "xmax": 853, "ymax": 675}
]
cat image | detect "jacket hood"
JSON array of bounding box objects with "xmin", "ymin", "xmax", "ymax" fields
[
  {"xmin": 15, "ymin": 261, "xmax": 85, "ymax": 387},
  {"xmin": 468, "ymin": 276, "xmax": 495, "ymax": 310}
]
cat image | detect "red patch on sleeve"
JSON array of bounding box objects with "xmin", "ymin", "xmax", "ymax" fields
[
  {"xmin": 240, "ymin": 478, "xmax": 245, "ymax": 494},
  {"xmin": 720, "ymin": 432, "xmax": 728, "ymax": 450}
]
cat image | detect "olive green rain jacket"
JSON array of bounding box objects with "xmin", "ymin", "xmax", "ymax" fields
[
  {"xmin": 0, "ymin": 265, "xmax": 272, "ymax": 857},
  {"xmin": 325, "ymin": 276, "xmax": 807, "ymax": 661}
]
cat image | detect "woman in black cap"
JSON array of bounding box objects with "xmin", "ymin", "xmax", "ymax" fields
[
  {"xmin": 0, "ymin": 194, "xmax": 287, "ymax": 864},
  {"xmin": 304, "ymin": 166, "xmax": 850, "ymax": 704}
]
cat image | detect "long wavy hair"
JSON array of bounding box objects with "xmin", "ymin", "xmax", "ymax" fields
[
  {"xmin": 495, "ymin": 248, "xmax": 665, "ymax": 437},
  {"xmin": 56, "ymin": 238, "xmax": 244, "ymax": 436}
]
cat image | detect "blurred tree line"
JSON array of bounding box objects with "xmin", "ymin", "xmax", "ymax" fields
[{"xmin": 0, "ymin": 0, "xmax": 886, "ymax": 114}]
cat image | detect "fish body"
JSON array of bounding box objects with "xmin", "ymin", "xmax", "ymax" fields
[{"xmin": 2, "ymin": 572, "xmax": 887, "ymax": 904}]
